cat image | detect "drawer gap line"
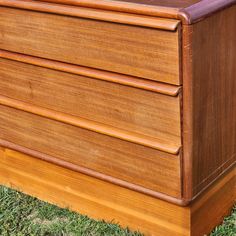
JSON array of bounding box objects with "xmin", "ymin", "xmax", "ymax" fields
[
  {"xmin": 0, "ymin": 95, "xmax": 181, "ymax": 154},
  {"xmin": 0, "ymin": 139, "xmax": 187, "ymax": 206},
  {"xmin": 0, "ymin": 49, "xmax": 181, "ymax": 96}
]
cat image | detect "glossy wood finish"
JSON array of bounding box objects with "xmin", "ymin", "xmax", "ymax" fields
[
  {"xmin": 0, "ymin": 105, "xmax": 181, "ymax": 197},
  {"xmin": 182, "ymin": 5, "xmax": 236, "ymax": 199},
  {"xmin": 0, "ymin": 148, "xmax": 189, "ymax": 236},
  {"xmin": 0, "ymin": 6, "xmax": 181, "ymax": 84},
  {"xmin": 0, "ymin": 50, "xmax": 181, "ymax": 96},
  {"xmin": 179, "ymin": 0, "xmax": 236, "ymax": 23},
  {"xmin": 0, "ymin": 147, "xmax": 235, "ymax": 236},
  {"xmin": 0, "ymin": 57, "xmax": 181, "ymax": 150},
  {"xmin": 5, "ymin": 0, "xmax": 235, "ymax": 24},
  {"xmin": 0, "ymin": 1, "xmax": 236, "ymax": 235},
  {"xmin": 0, "ymin": 96, "xmax": 181, "ymax": 154},
  {"xmin": 38, "ymin": 0, "xmax": 181, "ymax": 18},
  {"xmin": 0, "ymin": 0, "xmax": 180, "ymax": 20},
  {"xmin": 181, "ymin": 22, "xmax": 194, "ymax": 201},
  {"xmin": 0, "ymin": 0, "xmax": 180, "ymax": 30},
  {"xmin": 0, "ymin": 139, "xmax": 185, "ymax": 205},
  {"xmin": 190, "ymin": 166, "xmax": 236, "ymax": 236}
]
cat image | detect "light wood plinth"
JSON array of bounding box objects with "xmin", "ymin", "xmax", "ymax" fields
[{"xmin": 0, "ymin": 147, "xmax": 235, "ymax": 236}]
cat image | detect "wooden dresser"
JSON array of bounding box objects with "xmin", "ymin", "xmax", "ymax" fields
[{"xmin": 0, "ymin": 0, "xmax": 235, "ymax": 235}]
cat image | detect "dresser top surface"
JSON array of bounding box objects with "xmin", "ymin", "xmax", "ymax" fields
[{"xmin": 111, "ymin": 0, "xmax": 201, "ymax": 8}]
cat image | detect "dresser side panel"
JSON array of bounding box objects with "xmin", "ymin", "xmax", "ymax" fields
[{"xmin": 183, "ymin": 5, "xmax": 236, "ymax": 197}]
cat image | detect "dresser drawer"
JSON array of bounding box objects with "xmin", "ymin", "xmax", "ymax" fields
[
  {"xmin": 0, "ymin": 6, "xmax": 181, "ymax": 85},
  {"xmin": 0, "ymin": 56, "xmax": 181, "ymax": 154},
  {"xmin": 0, "ymin": 105, "xmax": 181, "ymax": 197}
]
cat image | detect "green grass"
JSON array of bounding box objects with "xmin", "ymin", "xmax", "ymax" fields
[
  {"xmin": 210, "ymin": 207, "xmax": 236, "ymax": 236},
  {"xmin": 0, "ymin": 185, "xmax": 143, "ymax": 236},
  {"xmin": 0, "ymin": 185, "xmax": 235, "ymax": 236}
]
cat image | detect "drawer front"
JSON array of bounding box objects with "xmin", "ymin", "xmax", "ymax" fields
[
  {"xmin": 0, "ymin": 57, "xmax": 181, "ymax": 152},
  {"xmin": 0, "ymin": 105, "xmax": 181, "ymax": 197},
  {"xmin": 0, "ymin": 6, "xmax": 180, "ymax": 85}
]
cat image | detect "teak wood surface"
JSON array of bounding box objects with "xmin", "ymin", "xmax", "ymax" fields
[
  {"xmin": 0, "ymin": 0, "xmax": 236, "ymax": 235},
  {"xmin": 0, "ymin": 57, "xmax": 181, "ymax": 150},
  {"xmin": 0, "ymin": 147, "xmax": 235, "ymax": 236},
  {"xmin": 1, "ymin": 0, "xmax": 235, "ymax": 23},
  {"xmin": 0, "ymin": 6, "xmax": 181, "ymax": 84},
  {"xmin": 0, "ymin": 105, "xmax": 181, "ymax": 198},
  {"xmin": 0, "ymin": 50, "xmax": 181, "ymax": 96},
  {"xmin": 182, "ymin": 5, "xmax": 236, "ymax": 200}
]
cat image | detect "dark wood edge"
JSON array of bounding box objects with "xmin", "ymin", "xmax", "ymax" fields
[
  {"xmin": 190, "ymin": 162, "xmax": 236, "ymax": 204},
  {"xmin": 0, "ymin": 50, "xmax": 181, "ymax": 96},
  {"xmin": 0, "ymin": 139, "xmax": 190, "ymax": 206},
  {"xmin": 192, "ymin": 155, "xmax": 236, "ymax": 194},
  {"xmin": 178, "ymin": 0, "xmax": 236, "ymax": 24}
]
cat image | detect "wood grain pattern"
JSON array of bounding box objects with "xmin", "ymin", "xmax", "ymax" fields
[
  {"xmin": 0, "ymin": 139, "xmax": 185, "ymax": 205},
  {"xmin": 8, "ymin": 0, "xmax": 236, "ymax": 25},
  {"xmin": 0, "ymin": 96, "xmax": 181, "ymax": 154},
  {"xmin": 0, "ymin": 6, "xmax": 181, "ymax": 84},
  {"xmin": 0, "ymin": 57, "xmax": 181, "ymax": 150},
  {"xmin": 37, "ymin": 0, "xmax": 181, "ymax": 18},
  {"xmin": 0, "ymin": 0, "xmax": 180, "ymax": 30},
  {"xmin": 0, "ymin": 147, "xmax": 235, "ymax": 235},
  {"xmin": 182, "ymin": 5, "xmax": 236, "ymax": 199},
  {"xmin": 0, "ymin": 147, "xmax": 189, "ymax": 236},
  {"xmin": 0, "ymin": 105, "xmax": 181, "ymax": 197},
  {"xmin": 0, "ymin": 50, "xmax": 181, "ymax": 96},
  {"xmin": 179, "ymin": 0, "xmax": 236, "ymax": 24},
  {"xmin": 190, "ymin": 166, "xmax": 236, "ymax": 236},
  {"xmin": 181, "ymin": 19, "xmax": 194, "ymax": 200},
  {"xmin": 0, "ymin": 3, "xmax": 235, "ymax": 235}
]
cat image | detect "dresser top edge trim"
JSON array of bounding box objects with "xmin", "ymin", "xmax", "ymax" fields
[
  {"xmin": 0, "ymin": 0, "xmax": 180, "ymax": 31},
  {"xmin": 4, "ymin": 0, "xmax": 235, "ymax": 25}
]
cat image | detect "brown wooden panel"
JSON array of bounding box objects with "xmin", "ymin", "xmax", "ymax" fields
[
  {"xmin": 0, "ymin": 6, "xmax": 180, "ymax": 84},
  {"xmin": 0, "ymin": 0, "xmax": 178, "ymax": 21},
  {"xmin": 0, "ymin": 57, "xmax": 181, "ymax": 148},
  {"xmin": 0, "ymin": 50, "xmax": 181, "ymax": 96},
  {"xmin": 34, "ymin": 0, "xmax": 182, "ymax": 20},
  {"xmin": 0, "ymin": 0, "xmax": 180, "ymax": 30},
  {"xmin": 0, "ymin": 105, "xmax": 181, "ymax": 197},
  {"xmin": 0, "ymin": 147, "xmax": 235, "ymax": 235},
  {"xmin": 0, "ymin": 147, "xmax": 190, "ymax": 236},
  {"xmin": 4, "ymin": 0, "xmax": 235, "ymax": 26},
  {"xmin": 190, "ymin": 166, "xmax": 236, "ymax": 236},
  {"xmin": 33, "ymin": 0, "xmax": 236, "ymax": 24},
  {"xmin": 182, "ymin": 5, "xmax": 236, "ymax": 198},
  {"xmin": 0, "ymin": 95, "xmax": 180, "ymax": 154}
]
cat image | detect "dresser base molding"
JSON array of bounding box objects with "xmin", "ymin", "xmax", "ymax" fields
[{"xmin": 0, "ymin": 147, "xmax": 235, "ymax": 236}]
